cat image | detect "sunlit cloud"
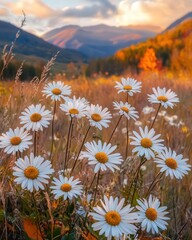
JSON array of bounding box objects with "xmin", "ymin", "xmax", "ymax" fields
[
  {"xmin": 116, "ymin": 0, "xmax": 192, "ymax": 27},
  {"xmin": 6, "ymin": 0, "xmax": 55, "ymax": 18},
  {"xmin": 0, "ymin": 7, "xmax": 8, "ymax": 16},
  {"xmin": 0, "ymin": 0, "xmax": 191, "ymax": 36}
]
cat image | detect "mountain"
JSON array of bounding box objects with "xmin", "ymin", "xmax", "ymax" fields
[
  {"xmin": 165, "ymin": 11, "xmax": 192, "ymax": 31},
  {"xmin": 86, "ymin": 18, "xmax": 192, "ymax": 76},
  {"xmin": 0, "ymin": 20, "xmax": 86, "ymax": 63},
  {"xmin": 42, "ymin": 24, "xmax": 161, "ymax": 59}
]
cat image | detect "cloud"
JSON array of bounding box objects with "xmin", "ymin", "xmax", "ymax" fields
[
  {"xmin": 116, "ymin": 0, "xmax": 192, "ymax": 27},
  {"xmin": 6, "ymin": 0, "xmax": 55, "ymax": 18},
  {"xmin": 60, "ymin": 0, "xmax": 117, "ymax": 18},
  {"xmin": 0, "ymin": 6, "xmax": 8, "ymax": 16}
]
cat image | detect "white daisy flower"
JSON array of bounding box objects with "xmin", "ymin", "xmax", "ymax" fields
[
  {"xmin": 90, "ymin": 195, "xmax": 138, "ymax": 239},
  {"xmin": 42, "ymin": 81, "xmax": 71, "ymax": 101},
  {"xmin": 60, "ymin": 96, "xmax": 88, "ymax": 119},
  {"xmin": 0, "ymin": 127, "xmax": 32, "ymax": 154},
  {"xmin": 86, "ymin": 104, "xmax": 112, "ymax": 130},
  {"xmin": 64, "ymin": 96, "xmax": 89, "ymax": 105},
  {"xmin": 50, "ymin": 175, "xmax": 83, "ymax": 200},
  {"xmin": 148, "ymin": 87, "xmax": 179, "ymax": 109},
  {"xmin": 115, "ymin": 77, "xmax": 142, "ymax": 96},
  {"xmin": 154, "ymin": 147, "xmax": 191, "ymax": 179},
  {"xmin": 13, "ymin": 153, "xmax": 54, "ymax": 192},
  {"xmin": 130, "ymin": 126, "xmax": 164, "ymax": 160},
  {"xmin": 142, "ymin": 106, "xmax": 155, "ymax": 115},
  {"xmin": 113, "ymin": 101, "xmax": 139, "ymax": 120},
  {"xmin": 136, "ymin": 195, "xmax": 169, "ymax": 234},
  {"xmin": 81, "ymin": 140, "xmax": 123, "ymax": 173},
  {"xmin": 19, "ymin": 104, "xmax": 52, "ymax": 131}
]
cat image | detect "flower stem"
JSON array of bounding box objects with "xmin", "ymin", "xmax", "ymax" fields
[
  {"xmin": 107, "ymin": 115, "xmax": 123, "ymax": 144},
  {"xmin": 130, "ymin": 157, "xmax": 146, "ymax": 205},
  {"xmin": 150, "ymin": 103, "xmax": 161, "ymax": 129},
  {"xmin": 66, "ymin": 118, "xmax": 74, "ymax": 169},
  {"xmin": 70, "ymin": 125, "xmax": 91, "ymax": 175},
  {"xmin": 63, "ymin": 117, "xmax": 73, "ymax": 171},
  {"xmin": 125, "ymin": 117, "xmax": 129, "ymax": 159},
  {"xmin": 93, "ymin": 170, "xmax": 101, "ymax": 206},
  {"xmin": 145, "ymin": 171, "xmax": 164, "ymax": 198},
  {"xmin": 31, "ymin": 193, "xmax": 45, "ymax": 240},
  {"xmin": 125, "ymin": 93, "xmax": 129, "ymax": 158},
  {"xmin": 34, "ymin": 131, "xmax": 38, "ymax": 156},
  {"xmin": 49, "ymin": 101, "xmax": 57, "ymax": 162}
]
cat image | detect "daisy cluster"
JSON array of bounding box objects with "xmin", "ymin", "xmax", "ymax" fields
[{"xmin": 0, "ymin": 78, "xmax": 190, "ymax": 239}]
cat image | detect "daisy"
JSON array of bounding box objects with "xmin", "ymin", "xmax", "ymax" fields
[
  {"xmin": 65, "ymin": 96, "xmax": 89, "ymax": 106},
  {"xmin": 60, "ymin": 96, "xmax": 88, "ymax": 119},
  {"xmin": 113, "ymin": 101, "xmax": 139, "ymax": 120},
  {"xmin": 136, "ymin": 195, "xmax": 169, "ymax": 234},
  {"xmin": 154, "ymin": 147, "xmax": 191, "ymax": 179},
  {"xmin": 42, "ymin": 81, "xmax": 71, "ymax": 101},
  {"xmin": 50, "ymin": 175, "xmax": 83, "ymax": 200},
  {"xmin": 90, "ymin": 195, "xmax": 138, "ymax": 239},
  {"xmin": 130, "ymin": 126, "xmax": 164, "ymax": 160},
  {"xmin": 148, "ymin": 87, "xmax": 179, "ymax": 109},
  {"xmin": 13, "ymin": 153, "xmax": 54, "ymax": 192},
  {"xmin": 81, "ymin": 140, "xmax": 123, "ymax": 173},
  {"xmin": 86, "ymin": 104, "xmax": 112, "ymax": 130},
  {"xmin": 19, "ymin": 104, "xmax": 52, "ymax": 131},
  {"xmin": 115, "ymin": 77, "xmax": 142, "ymax": 96},
  {"xmin": 0, "ymin": 127, "xmax": 32, "ymax": 154}
]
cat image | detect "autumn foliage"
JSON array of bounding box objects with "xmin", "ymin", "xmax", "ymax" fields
[{"xmin": 138, "ymin": 48, "xmax": 162, "ymax": 72}]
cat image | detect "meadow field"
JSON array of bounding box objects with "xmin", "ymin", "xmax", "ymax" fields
[{"xmin": 0, "ymin": 72, "xmax": 191, "ymax": 239}]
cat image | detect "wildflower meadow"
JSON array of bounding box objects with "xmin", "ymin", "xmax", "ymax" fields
[{"xmin": 0, "ymin": 70, "xmax": 191, "ymax": 240}]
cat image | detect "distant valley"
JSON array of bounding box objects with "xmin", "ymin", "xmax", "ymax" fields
[{"xmin": 42, "ymin": 24, "xmax": 162, "ymax": 59}]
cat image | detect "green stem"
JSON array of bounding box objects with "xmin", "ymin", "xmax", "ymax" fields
[
  {"xmin": 145, "ymin": 171, "xmax": 164, "ymax": 198},
  {"xmin": 66, "ymin": 118, "xmax": 74, "ymax": 169},
  {"xmin": 93, "ymin": 170, "xmax": 101, "ymax": 206},
  {"xmin": 130, "ymin": 157, "xmax": 146, "ymax": 205},
  {"xmin": 31, "ymin": 194, "xmax": 45, "ymax": 240},
  {"xmin": 125, "ymin": 93, "xmax": 129, "ymax": 159},
  {"xmin": 150, "ymin": 103, "xmax": 161, "ymax": 129},
  {"xmin": 34, "ymin": 131, "xmax": 38, "ymax": 156},
  {"xmin": 70, "ymin": 125, "xmax": 91, "ymax": 175},
  {"xmin": 107, "ymin": 115, "xmax": 123, "ymax": 144},
  {"xmin": 63, "ymin": 117, "xmax": 73, "ymax": 171},
  {"xmin": 49, "ymin": 101, "xmax": 57, "ymax": 162}
]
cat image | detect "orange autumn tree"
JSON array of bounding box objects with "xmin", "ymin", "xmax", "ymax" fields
[{"xmin": 139, "ymin": 48, "xmax": 161, "ymax": 72}]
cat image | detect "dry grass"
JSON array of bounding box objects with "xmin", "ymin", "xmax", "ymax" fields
[{"xmin": 0, "ymin": 74, "xmax": 191, "ymax": 239}]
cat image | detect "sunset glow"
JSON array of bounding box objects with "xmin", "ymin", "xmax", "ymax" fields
[{"xmin": 0, "ymin": 0, "xmax": 191, "ymax": 35}]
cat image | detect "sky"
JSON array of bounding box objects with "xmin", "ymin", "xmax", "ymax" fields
[{"xmin": 0, "ymin": 0, "xmax": 192, "ymax": 36}]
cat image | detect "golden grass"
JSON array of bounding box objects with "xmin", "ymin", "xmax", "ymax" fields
[{"xmin": 0, "ymin": 74, "xmax": 191, "ymax": 239}]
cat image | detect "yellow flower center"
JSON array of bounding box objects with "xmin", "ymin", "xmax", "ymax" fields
[
  {"xmin": 121, "ymin": 106, "xmax": 129, "ymax": 113},
  {"xmin": 10, "ymin": 136, "xmax": 22, "ymax": 145},
  {"xmin": 91, "ymin": 113, "xmax": 102, "ymax": 122},
  {"xmin": 123, "ymin": 85, "xmax": 132, "ymax": 91},
  {"xmin": 60, "ymin": 183, "xmax": 72, "ymax": 192},
  {"xmin": 145, "ymin": 208, "xmax": 158, "ymax": 221},
  {"xmin": 52, "ymin": 88, "xmax": 62, "ymax": 95},
  {"xmin": 141, "ymin": 138, "xmax": 152, "ymax": 148},
  {"xmin": 69, "ymin": 108, "xmax": 79, "ymax": 115},
  {"xmin": 165, "ymin": 158, "xmax": 178, "ymax": 169},
  {"xmin": 95, "ymin": 152, "xmax": 108, "ymax": 163},
  {"xmin": 30, "ymin": 113, "xmax": 42, "ymax": 122},
  {"xmin": 157, "ymin": 96, "xmax": 168, "ymax": 102},
  {"xmin": 24, "ymin": 166, "xmax": 39, "ymax": 179},
  {"xmin": 105, "ymin": 211, "xmax": 121, "ymax": 226}
]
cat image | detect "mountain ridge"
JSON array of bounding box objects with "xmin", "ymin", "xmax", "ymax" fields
[
  {"xmin": 165, "ymin": 11, "xmax": 192, "ymax": 31},
  {"xmin": 42, "ymin": 24, "xmax": 161, "ymax": 58},
  {"xmin": 86, "ymin": 18, "xmax": 192, "ymax": 76},
  {"xmin": 0, "ymin": 20, "xmax": 87, "ymax": 63}
]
